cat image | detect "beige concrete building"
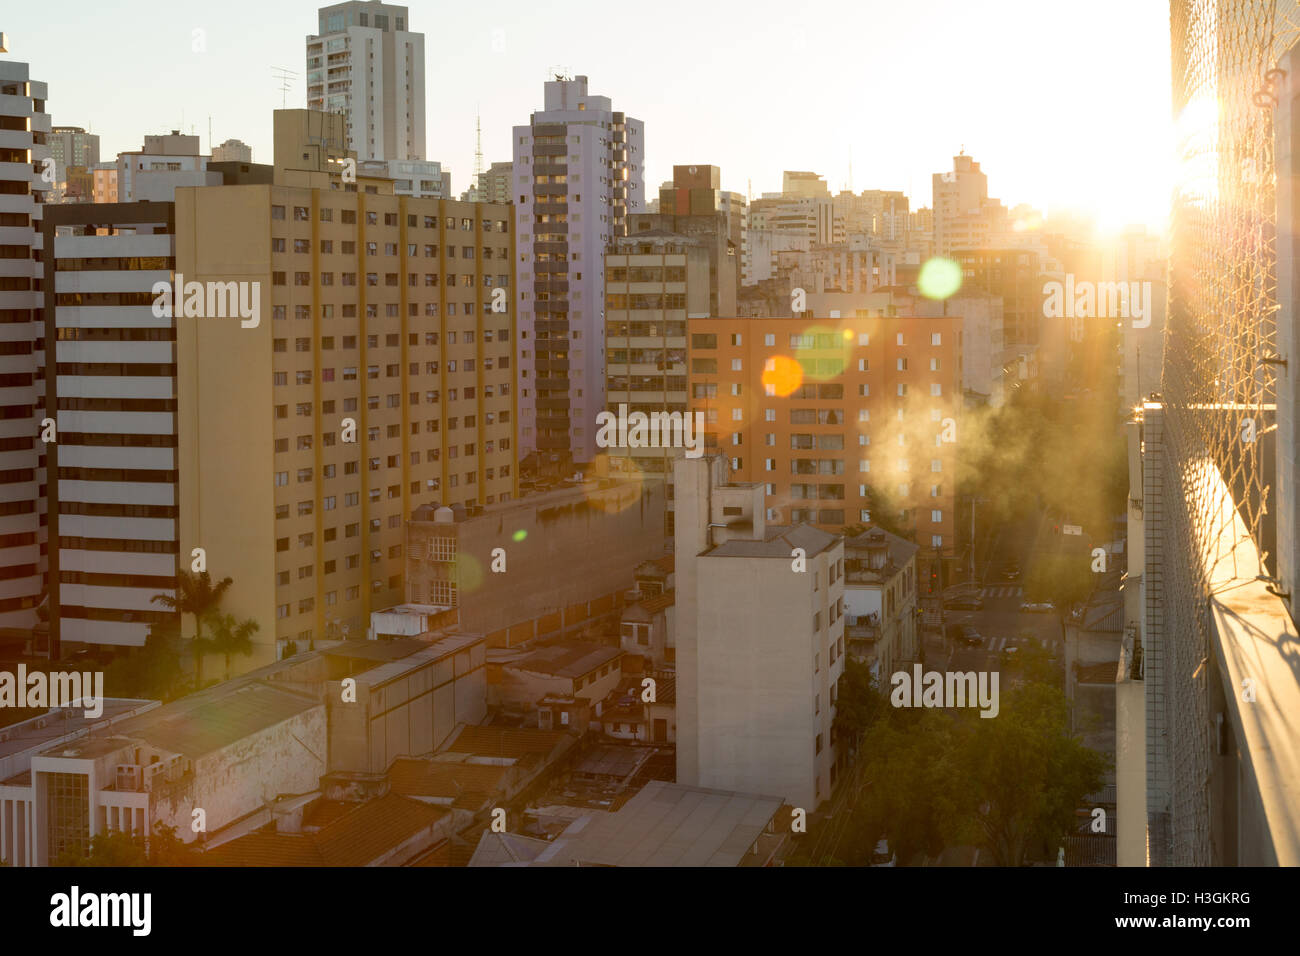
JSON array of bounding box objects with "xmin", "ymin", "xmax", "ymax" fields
[
  {"xmin": 604, "ymin": 231, "xmax": 710, "ymax": 479},
  {"xmin": 403, "ymin": 475, "xmax": 666, "ymax": 647},
  {"xmin": 674, "ymin": 454, "xmax": 845, "ymax": 810},
  {"xmin": 172, "ymin": 109, "xmax": 517, "ymax": 664}
]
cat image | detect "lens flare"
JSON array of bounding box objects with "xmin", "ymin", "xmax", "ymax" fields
[
  {"xmin": 454, "ymin": 552, "xmax": 485, "ymax": 594},
  {"xmin": 762, "ymin": 354, "xmax": 804, "ymax": 397},
  {"xmin": 918, "ymin": 257, "xmax": 963, "ymax": 300},
  {"xmin": 512, "ymin": 529, "xmax": 527, "ymax": 542}
]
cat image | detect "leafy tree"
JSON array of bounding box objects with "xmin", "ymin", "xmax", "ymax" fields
[
  {"xmin": 831, "ymin": 656, "xmax": 888, "ymax": 752},
  {"xmin": 206, "ymin": 611, "xmax": 259, "ymax": 680},
  {"xmin": 856, "ymin": 709, "xmax": 976, "ymax": 864},
  {"xmin": 55, "ymin": 829, "xmax": 147, "ymax": 867},
  {"xmin": 958, "ymin": 681, "xmax": 1107, "ymax": 865},
  {"xmin": 1023, "ymin": 552, "xmax": 1093, "ymax": 610},
  {"xmin": 151, "ymin": 570, "xmax": 232, "ymax": 686},
  {"xmin": 52, "ymin": 821, "xmax": 200, "ymax": 867}
]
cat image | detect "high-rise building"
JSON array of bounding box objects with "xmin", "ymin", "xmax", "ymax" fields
[
  {"xmin": 211, "ymin": 138, "xmax": 253, "ymax": 163},
  {"xmin": 932, "ymin": 153, "xmax": 1008, "ymax": 256},
  {"xmin": 685, "ymin": 311, "xmax": 961, "ymax": 586},
  {"xmin": 603, "ymin": 230, "xmax": 707, "ymax": 482},
  {"xmin": 0, "ymin": 52, "xmax": 50, "ymax": 628},
  {"xmin": 513, "ymin": 74, "xmax": 644, "ymax": 468},
  {"xmin": 674, "ymin": 453, "xmax": 845, "ymax": 810},
  {"xmin": 46, "ymin": 125, "xmax": 99, "ymax": 181},
  {"xmin": 306, "ymin": 1, "xmax": 425, "ymax": 162},
  {"xmin": 782, "ymin": 170, "xmax": 830, "ymax": 199},
  {"xmin": 40, "ymin": 110, "xmax": 518, "ymax": 668},
  {"xmin": 467, "ymin": 161, "xmax": 511, "ymax": 205},
  {"xmin": 42, "ymin": 202, "xmax": 180, "ymax": 653}
]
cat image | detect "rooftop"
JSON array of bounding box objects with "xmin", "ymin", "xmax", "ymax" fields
[
  {"xmin": 705, "ymin": 522, "xmax": 839, "ymax": 560},
  {"xmin": 511, "ymin": 642, "xmax": 623, "ymax": 679},
  {"xmin": 388, "ymin": 756, "xmax": 511, "ymax": 808},
  {"xmin": 0, "ymin": 697, "xmax": 155, "ymax": 762},
  {"xmin": 205, "ymin": 793, "xmax": 450, "ymax": 867},
  {"xmin": 490, "ymin": 781, "xmax": 784, "ymax": 867},
  {"xmin": 440, "ymin": 723, "xmax": 573, "ymax": 761}
]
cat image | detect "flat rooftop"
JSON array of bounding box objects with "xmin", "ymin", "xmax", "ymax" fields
[
  {"xmin": 0, "ymin": 698, "xmax": 156, "ymax": 762},
  {"xmin": 522, "ymin": 781, "xmax": 784, "ymax": 867}
]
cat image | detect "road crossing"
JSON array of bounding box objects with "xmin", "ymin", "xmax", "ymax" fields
[
  {"xmin": 984, "ymin": 635, "xmax": 1063, "ymax": 656},
  {"xmin": 979, "ymin": 585, "xmax": 1024, "ymax": 599}
]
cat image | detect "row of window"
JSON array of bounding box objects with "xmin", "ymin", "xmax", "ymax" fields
[{"xmin": 271, "ymin": 206, "xmax": 507, "ymax": 234}]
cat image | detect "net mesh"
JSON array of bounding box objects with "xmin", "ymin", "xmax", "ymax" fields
[{"xmin": 1162, "ymin": 0, "xmax": 1300, "ymax": 865}]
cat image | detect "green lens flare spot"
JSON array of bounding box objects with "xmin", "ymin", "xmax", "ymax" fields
[
  {"xmin": 512, "ymin": 529, "xmax": 527, "ymax": 542},
  {"xmin": 918, "ymin": 257, "xmax": 963, "ymax": 300}
]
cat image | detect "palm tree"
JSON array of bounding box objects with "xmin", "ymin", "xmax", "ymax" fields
[
  {"xmin": 206, "ymin": 611, "xmax": 259, "ymax": 680},
  {"xmin": 151, "ymin": 570, "xmax": 232, "ymax": 687}
]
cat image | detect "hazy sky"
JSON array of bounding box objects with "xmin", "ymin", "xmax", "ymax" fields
[{"xmin": 4, "ymin": 0, "xmax": 1172, "ymax": 231}]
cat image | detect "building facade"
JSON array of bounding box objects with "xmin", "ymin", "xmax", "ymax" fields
[
  {"xmin": 685, "ymin": 314, "xmax": 961, "ymax": 571},
  {"xmin": 513, "ymin": 75, "xmax": 644, "ymax": 467},
  {"xmin": 674, "ymin": 454, "xmax": 845, "ymax": 811},
  {"xmin": 306, "ymin": 1, "xmax": 426, "ymax": 163},
  {"xmin": 0, "ymin": 55, "xmax": 50, "ymax": 628}
]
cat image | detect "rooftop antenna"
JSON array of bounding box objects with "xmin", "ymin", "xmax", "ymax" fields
[
  {"xmin": 848, "ymin": 144, "xmax": 853, "ymax": 194},
  {"xmin": 272, "ymin": 66, "xmax": 299, "ymax": 110},
  {"xmin": 473, "ymin": 107, "xmax": 484, "ymax": 197}
]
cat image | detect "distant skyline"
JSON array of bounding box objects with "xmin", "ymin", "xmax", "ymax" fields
[{"xmin": 4, "ymin": 0, "xmax": 1171, "ymax": 232}]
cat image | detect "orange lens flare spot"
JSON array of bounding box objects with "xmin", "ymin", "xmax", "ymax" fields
[{"xmin": 762, "ymin": 355, "xmax": 804, "ymax": 398}]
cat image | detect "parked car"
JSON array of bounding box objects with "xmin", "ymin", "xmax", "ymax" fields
[
  {"xmin": 871, "ymin": 838, "xmax": 897, "ymax": 867},
  {"xmin": 1000, "ymin": 563, "xmax": 1021, "ymax": 580},
  {"xmin": 1020, "ymin": 601, "xmax": 1056, "ymax": 613}
]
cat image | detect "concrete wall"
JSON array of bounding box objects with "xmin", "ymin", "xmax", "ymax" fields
[
  {"xmin": 326, "ymin": 641, "xmax": 487, "ymax": 774},
  {"xmin": 407, "ymin": 478, "xmax": 667, "ymax": 639}
]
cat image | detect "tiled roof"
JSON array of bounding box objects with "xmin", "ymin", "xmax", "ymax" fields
[
  {"xmin": 206, "ymin": 793, "xmax": 449, "ymax": 867},
  {"xmin": 321, "ymin": 637, "xmax": 430, "ymax": 662},
  {"xmin": 846, "ymin": 526, "xmax": 920, "ymax": 568},
  {"xmin": 440, "ymin": 723, "xmax": 571, "ymax": 760},
  {"xmin": 511, "ymin": 642, "xmax": 622, "ymax": 678},
  {"xmin": 388, "ymin": 757, "xmax": 509, "ymax": 802},
  {"xmin": 313, "ymin": 794, "xmax": 448, "ymax": 866}
]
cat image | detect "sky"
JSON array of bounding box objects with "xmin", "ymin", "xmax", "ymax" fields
[{"xmin": 3, "ymin": 0, "xmax": 1173, "ymax": 232}]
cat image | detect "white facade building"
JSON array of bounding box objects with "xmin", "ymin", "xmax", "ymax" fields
[
  {"xmin": 45, "ymin": 202, "xmax": 179, "ymax": 650},
  {"xmin": 513, "ymin": 75, "xmax": 644, "ymax": 465},
  {"xmin": 674, "ymin": 455, "xmax": 845, "ymax": 811},
  {"xmin": 306, "ymin": 2, "xmax": 425, "ymax": 163},
  {"xmin": 0, "ymin": 54, "xmax": 50, "ymax": 627}
]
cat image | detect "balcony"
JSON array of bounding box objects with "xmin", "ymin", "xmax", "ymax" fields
[
  {"xmin": 845, "ymin": 616, "xmax": 881, "ymax": 642},
  {"xmin": 536, "ymin": 397, "xmax": 570, "ymax": 411}
]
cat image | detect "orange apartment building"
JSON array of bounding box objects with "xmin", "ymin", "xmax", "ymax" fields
[{"xmin": 686, "ymin": 314, "xmax": 962, "ymax": 580}]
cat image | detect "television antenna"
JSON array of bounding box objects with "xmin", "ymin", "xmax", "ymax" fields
[{"xmin": 271, "ymin": 66, "xmax": 299, "ymax": 109}]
